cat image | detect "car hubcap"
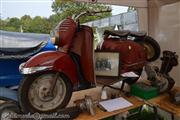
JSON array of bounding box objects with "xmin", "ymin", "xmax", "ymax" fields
[{"xmin": 28, "ymin": 74, "xmax": 66, "ymax": 111}]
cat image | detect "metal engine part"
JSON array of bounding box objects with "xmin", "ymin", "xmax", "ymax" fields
[
  {"xmin": 170, "ymin": 91, "xmax": 180, "ymax": 105},
  {"xmin": 145, "ymin": 50, "xmax": 178, "ymax": 93},
  {"xmin": 160, "ymin": 51, "xmax": 178, "ymax": 75},
  {"xmin": 74, "ymin": 95, "xmax": 96, "ymax": 116}
]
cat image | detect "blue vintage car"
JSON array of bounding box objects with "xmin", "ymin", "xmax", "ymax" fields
[{"xmin": 0, "ymin": 30, "xmax": 56, "ymax": 87}]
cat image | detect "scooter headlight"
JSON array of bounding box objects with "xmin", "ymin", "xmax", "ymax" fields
[
  {"xmin": 19, "ymin": 64, "xmax": 52, "ymax": 74},
  {"xmin": 19, "ymin": 62, "xmax": 25, "ymax": 71}
]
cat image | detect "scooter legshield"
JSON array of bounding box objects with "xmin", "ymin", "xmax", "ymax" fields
[{"xmin": 22, "ymin": 51, "xmax": 78, "ymax": 85}]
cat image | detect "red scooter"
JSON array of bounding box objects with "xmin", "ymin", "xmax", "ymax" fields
[{"xmin": 18, "ymin": 11, "xmax": 160, "ymax": 113}]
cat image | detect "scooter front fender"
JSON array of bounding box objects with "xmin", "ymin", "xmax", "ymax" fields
[{"xmin": 22, "ymin": 51, "xmax": 78, "ymax": 85}]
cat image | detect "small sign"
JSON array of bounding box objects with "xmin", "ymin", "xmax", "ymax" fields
[{"xmin": 99, "ymin": 97, "xmax": 133, "ymax": 112}]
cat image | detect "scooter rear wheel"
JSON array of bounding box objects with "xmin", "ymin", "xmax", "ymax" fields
[
  {"xmin": 18, "ymin": 72, "xmax": 73, "ymax": 113},
  {"xmin": 135, "ymin": 36, "xmax": 161, "ymax": 62}
]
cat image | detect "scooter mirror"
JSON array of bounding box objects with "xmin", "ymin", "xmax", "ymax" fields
[
  {"xmin": 51, "ymin": 36, "xmax": 60, "ymax": 46},
  {"xmin": 50, "ymin": 28, "xmax": 60, "ymax": 46},
  {"xmin": 51, "ymin": 37, "xmax": 56, "ymax": 44}
]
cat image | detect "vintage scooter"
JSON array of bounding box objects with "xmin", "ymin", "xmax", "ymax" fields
[
  {"xmin": 18, "ymin": 10, "xmax": 160, "ymax": 113},
  {"xmin": 18, "ymin": 11, "xmax": 98, "ymax": 113}
]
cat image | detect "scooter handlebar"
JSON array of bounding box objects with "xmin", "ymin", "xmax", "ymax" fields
[{"xmin": 73, "ymin": 7, "xmax": 112, "ymax": 21}]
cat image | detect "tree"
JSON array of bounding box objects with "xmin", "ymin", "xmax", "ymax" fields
[
  {"xmin": 1, "ymin": 16, "xmax": 51, "ymax": 34},
  {"xmin": 1, "ymin": 17, "xmax": 22, "ymax": 32},
  {"xmin": 0, "ymin": 19, "xmax": 7, "ymax": 30},
  {"xmin": 1, "ymin": 1, "xmax": 111, "ymax": 34},
  {"xmin": 28, "ymin": 16, "xmax": 51, "ymax": 34},
  {"xmin": 20, "ymin": 15, "xmax": 32, "ymax": 32},
  {"xmin": 48, "ymin": 14, "xmax": 61, "ymax": 28},
  {"xmin": 51, "ymin": 0, "xmax": 112, "ymax": 23},
  {"xmin": 7, "ymin": 17, "xmax": 21, "ymax": 31}
]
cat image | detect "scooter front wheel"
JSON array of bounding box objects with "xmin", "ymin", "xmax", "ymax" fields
[
  {"xmin": 18, "ymin": 72, "xmax": 73, "ymax": 113},
  {"xmin": 134, "ymin": 36, "xmax": 161, "ymax": 62}
]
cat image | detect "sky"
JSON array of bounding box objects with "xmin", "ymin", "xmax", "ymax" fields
[{"xmin": 0, "ymin": 0, "xmax": 128, "ymax": 19}]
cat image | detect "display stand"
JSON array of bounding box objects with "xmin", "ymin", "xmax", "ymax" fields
[
  {"xmin": 70, "ymin": 86, "xmax": 144, "ymax": 120},
  {"xmin": 75, "ymin": 95, "xmax": 144, "ymax": 120}
]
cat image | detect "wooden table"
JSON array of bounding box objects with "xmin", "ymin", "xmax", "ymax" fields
[
  {"xmin": 75, "ymin": 95, "xmax": 144, "ymax": 120},
  {"xmin": 148, "ymin": 87, "xmax": 180, "ymax": 120}
]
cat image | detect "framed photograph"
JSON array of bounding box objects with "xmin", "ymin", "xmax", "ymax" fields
[{"xmin": 95, "ymin": 51, "xmax": 120, "ymax": 77}]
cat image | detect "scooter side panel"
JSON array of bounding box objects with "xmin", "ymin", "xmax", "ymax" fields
[
  {"xmin": 101, "ymin": 39, "xmax": 147, "ymax": 73},
  {"xmin": 79, "ymin": 26, "xmax": 95, "ymax": 83},
  {"xmin": 70, "ymin": 26, "xmax": 95, "ymax": 83}
]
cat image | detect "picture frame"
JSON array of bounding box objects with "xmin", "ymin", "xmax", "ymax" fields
[{"xmin": 95, "ymin": 51, "xmax": 120, "ymax": 77}]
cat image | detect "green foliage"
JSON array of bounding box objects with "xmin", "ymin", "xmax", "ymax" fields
[
  {"xmin": 4, "ymin": 26, "xmax": 17, "ymax": 32},
  {"xmin": 0, "ymin": 16, "xmax": 51, "ymax": 34},
  {"xmin": 0, "ymin": 17, "xmax": 21, "ymax": 32},
  {"xmin": 27, "ymin": 16, "xmax": 51, "ymax": 33},
  {"xmin": 0, "ymin": 1, "xmax": 111, "ymax": 33},
  {"xmin": 7, "ymin": 17, "xmax": 21, "ymax": 30},
  {"xmin": 48, "ymin": 14, "xmax": 61, "ymax": 28},
  {"xmin": 0, "ymin": 19, "xmax": 7, "ymax": 30},
  {"xmin": 20, "ymin": 15, "xmax": 32, "ymax": 32},
  {"xmin": 51, "ymin": 0, "xmax": 111, "ymax": 23}
]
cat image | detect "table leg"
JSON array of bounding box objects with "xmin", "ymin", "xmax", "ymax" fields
[
  {"xmin": 171, "ymin": 114, "xmax": 174, "ymax": 120},
  {"xmin": 153, "ymin": 106, "xmax": 159, "ymax": 120},
  {"xmin": 138, "ymin": 105, "xmax": 143, "ymax": 115}
]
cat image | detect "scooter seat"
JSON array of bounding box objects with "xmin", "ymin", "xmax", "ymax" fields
[
  {"xmin": 130, "ymin": 31, "xmax": 146, "ymax": 37},
  {"xmin": 0, "ymin": 30, "xmax": 49, "ymax": 58},
  {"xmin": 104, "ymin": 30, "xmax": 146, "ymax": 38},
  {"xmin": 104, "ymin": 30, "xmax": 130, "ymax": 37}
]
